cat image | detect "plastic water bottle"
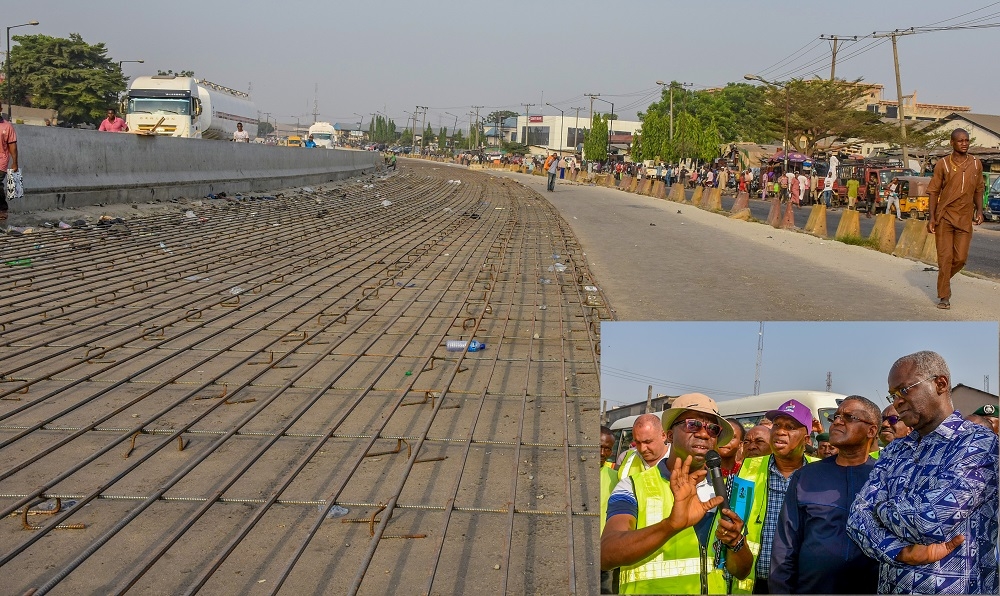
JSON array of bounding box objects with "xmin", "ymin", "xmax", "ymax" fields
[{"xmin": 446, "ymin": 340, "xmax": 486, "ymax": 352}]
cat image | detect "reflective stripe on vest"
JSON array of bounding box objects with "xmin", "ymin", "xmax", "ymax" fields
[
  {"xmin": 600, "ymin": 464, "xmax": 618, "ymax": 534},
  {"xmin": 618, "ymin": 465, "xmax": 726, "ymax": 594},
  {"xmin": 619, "ymin": 449, "xmax": 642, "ymax": 479},
  {"xmin": 730, "ymin": 454, "xmax": 816, "ymax": 595}
]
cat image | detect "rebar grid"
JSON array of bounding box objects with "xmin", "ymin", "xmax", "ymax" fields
[{"xmin": 0, "ymin": 162, "xmax": 609, "ymax": 595}]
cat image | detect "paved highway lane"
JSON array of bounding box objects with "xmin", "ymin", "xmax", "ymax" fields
[{"xmin": 490, "ymin": 170, "xmax": 999, "ymax": 321}]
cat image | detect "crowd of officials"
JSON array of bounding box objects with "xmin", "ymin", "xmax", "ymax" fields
[{"xmin": 599, "ymin": 350, "xmax": 998, "ymax": 594}]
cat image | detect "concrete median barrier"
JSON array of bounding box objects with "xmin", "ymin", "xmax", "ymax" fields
[
  {"xmin": 669, "ymin": 183, "xmax": 684, "ymax": 202},
  {"xmin": 731, "ymin": 191, "xmax": 749, "ymax": 212},
  {"xmin": 893, "ymin": 219, "xmax": 930, "ymax": 259},
  {"xmin": 869, "ymin": 214, "xmax": 897, "ymax": 253},
  {"xmin": 652, "ymin": 180, "xmax": 666, "ymax": 199},
  {"xmin": 11, "ymin": 126, "xmax": 382, "ymax": 212},
  {"xmin": 703, "ymin": 187, "xmax": 722, "ymax": 210},
  {"xmin": 637, "ymin": 178, "xmax": 651, "ymax": 195},
  {"xmin": 780, "ymin": 201, "xmax": 797, "ymax": 229},
  {"xmin": 834, "ymin": 209, "xmax": 861, "ymax": 240},
  {"xmin": 691, "ymin": 186, "xmax": 703, "ymax": 205},
  {"xmin": 919, "ymin": 232, "xmax": 939, "ymax": 265},
  {"xmin": 729, "ymin": 208, "xmax": 752, "ymax": 220},
  {"xmin": 806, "ymin": 205, "xmax": 827, "ymax": 238},
  {"xmin": 767, "ymin": 197, "xmax": 782, "ymax": 227}
]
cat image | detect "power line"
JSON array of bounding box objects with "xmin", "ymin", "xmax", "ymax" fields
[{"xmin": 602, "ymin": 365, "xmax": 748, "ymax": 397}]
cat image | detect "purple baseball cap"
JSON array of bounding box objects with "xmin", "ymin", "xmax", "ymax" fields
[{"xmin": 765, "ymin": 399, "xmax": 813, "ymax": 429}]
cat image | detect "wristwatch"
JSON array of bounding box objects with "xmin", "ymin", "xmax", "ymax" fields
[{"xmin": 730, "ymin": 534, "xmax": 746, "ymax": 553}]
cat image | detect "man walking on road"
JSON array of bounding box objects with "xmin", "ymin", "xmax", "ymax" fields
[
  {"xmin": 544, "ymin": 152, "xmax": 558, "ymax": 191},
  {"xmin": 926, "ymin": 128, "xmax": 984, "ymax": 310},
  {"xmin": 0, "ymin": 113, "xmax": 18, "ymax": 220}
]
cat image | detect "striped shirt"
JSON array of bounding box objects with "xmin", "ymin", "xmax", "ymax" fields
[
  {"xmin": 755, "ymin": 456, "xmax": 793, "ymax": 582},
  {"xmin": 847, "ymin": 412, "xmax": 998, "ymax": 594}
]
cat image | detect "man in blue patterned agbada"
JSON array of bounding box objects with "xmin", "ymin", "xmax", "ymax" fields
[{"xmin": 847, "ymin": 351, "xmax": 998, "ymax": 595}]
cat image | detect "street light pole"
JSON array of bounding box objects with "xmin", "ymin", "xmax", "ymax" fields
[
  {"xmin": 118, "ymin": 59, "xmax": 144, "ymax": 69},
  {"xmin": 545, "ymin": 103, "xmax": 564, "ymax": 154},
  {"xmin": 6, "ymin": 20, "xmax": 40, "ymax": 120},
  {"xmin": 745, "ymin": 74, "xmax": 790, "ymax": 175}
]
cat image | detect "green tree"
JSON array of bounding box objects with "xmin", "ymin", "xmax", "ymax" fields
[
  {"xmin": 762, "ymin": 78, "xmax": 880, "ymax": 155},
  {"xmin": 422, "ymin": 123, "xmax": 435, "ymax": 146},
  {"xmin": 399, "ymin": 129, "xmax": 413, "ymax": 146},
  {"xmin": 864, "ymin": 120, "xmax": 953, "ymax": 174},
  {"xmin": 257, "ymin": 121, "xmax": 274, "ymax": 136},
  {"xmin": 501, "ymin": 140, "xmax": 530, "ymax": 155},
  {"xmin": 585, "ymin": 113, "xmax": 609, "ymax": 162},
  {"xmin": 486, "ymin": 110, "xmax": 518, "ymax": 125},
  {"xmin": 438, "ymin": 126, "xmax": 447, "ymax": 150},
  {"xmin": 452, "ymin": 128, "xmax": 465, "ymax": 150},
  {"xmin": 6, "ymin": 33, "xmax": 127, "ymax": 125}
]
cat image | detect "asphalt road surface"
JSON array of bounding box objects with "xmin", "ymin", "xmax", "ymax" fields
[{"xmin": 489, "ymin": 169, "xmax": 1000, "ymax": 321}]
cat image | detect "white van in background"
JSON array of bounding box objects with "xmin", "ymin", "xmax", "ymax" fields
[
  {"xmin": 606, "ymin": 390, "xmax": 849, "ymax": 462},
  {"xmin": 718, "ymin": 390, "xmax": 848, "ymax": 435}
]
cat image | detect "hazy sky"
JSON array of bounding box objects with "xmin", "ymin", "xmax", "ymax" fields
[
  {"xmin": 601, "ymin": 322, "xmax": 999, "ymax": 409},
  {"xmin": 9, "ymin": 1, "xmax": 999, "ymax": 129}
]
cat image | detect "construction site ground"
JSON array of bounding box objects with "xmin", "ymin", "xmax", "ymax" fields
[{"xmin": 0, "ymin": 160, "xmax": 606, "ymax": 595}]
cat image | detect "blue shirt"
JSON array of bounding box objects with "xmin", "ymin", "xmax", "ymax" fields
[
  {"xmin": 769, "ymin": 456, "xmax": 879, "ymax": 594},
  {"xmin": 847, "ymin": 412, "xmax": 999, "ymax": 594}
]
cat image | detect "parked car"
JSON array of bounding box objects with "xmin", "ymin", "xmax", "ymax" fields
[{"xmin": 985, "ymin": 176, "xmax": 1000, "ymax": 222}]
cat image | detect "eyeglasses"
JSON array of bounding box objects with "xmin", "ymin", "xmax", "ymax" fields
[
  {"xmin": 887, "ymin": 376, "xmax": 937, "ymax": 402},
  {"xmin": 882, "ymin": 415, "xmax": 901, "ymax": 426},
  {"xmin": 826, "ymin": 411, "xmax": 876, "ymax": 426},
  {"xmin": 672, "ymin": 418, "xmax": 723, "ymax": 438}
]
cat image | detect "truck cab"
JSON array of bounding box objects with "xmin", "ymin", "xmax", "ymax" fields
[
  {"xmin": 286, "ymin": 136, "xmax": 303, "ymax": 147},
  {"xmin": 124, "ymin": 76, "xmax": 201, "ymax": 137}
]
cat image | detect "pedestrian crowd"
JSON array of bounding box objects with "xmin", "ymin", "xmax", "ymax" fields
[{"xmin": 599, "ymin": 350, "xmax": 998, "ymax": 595}]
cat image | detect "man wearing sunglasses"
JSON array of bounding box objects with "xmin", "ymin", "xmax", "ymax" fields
[
  {"xmin": 602, "ymin": 393, "xmax": 752, "ymax": 594},
  {"xmin": 769, "ymin": 396, "xmax": 881, "ymax": 594},
  {"xmin": 848, "ymin": 351, "xmax": 998, "ymax": 595},
  {"xmin": 878, "ymin": 405, "xmax": 912, "ymax": 448},
  {"xmin": 731, "ymin": 399, "xmax": 816, "ymax": 594}
]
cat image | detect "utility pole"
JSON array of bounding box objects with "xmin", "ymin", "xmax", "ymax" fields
[
  {"xmin": 411, "ymin": 105, "xmax": 420, "ymax": 152},
  {"xmin": 753, "ymin": 322, "xmax": 764, "ymax": 396},
  {"xmin": 819, "ymin": 34, "xmax": 857, "ymax": 80},
  {"xmin": 521, "ymin": 103, "xmax": 535, "ymax": 148},
  {"xmin": 584, "ymin": 93, "xmax": 599, "ymax": 130},
  {"xmin": 826, "ymin": 371, "xmax": 832, "ymax": 392},
  {"xmin": 312, "ymin": 83, "xmax": 319, "ymax": 123},
  {"xmin": 471, "ymin": 105, "xmax": 483, "ymax": 149},
  {"xmin": 873, "ymin": 29, "xmax": 915, "ymax": 170},
  {"xmin": 570, "ymin": 106, "xmax": 584, "ymax": 151},
  {"xmin": 645, "ymin": 385, "xmax": 652, "ymax": 414},
  {"xmin": 418, "ymin": 106, "xmax": 429, "ymax": 154},
  {"xmin": 584, "ymin": 94, "xmax": 600, "ymax": 160}
]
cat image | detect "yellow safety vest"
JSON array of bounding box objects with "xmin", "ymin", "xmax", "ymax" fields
[
  {"xmin": 730, "ymin": 455, "xmax": 816, "ymax": 595},
  {"xmin": 618, "ymin": 449, "xmax": 646, "ymax": 480},
  {"xmin": 619, "ymin": 465, "xmax": 727, "ymax": 594},
  {"xmin": 600, "ymin": 462, "xmax": 618, "ymax": 535}
]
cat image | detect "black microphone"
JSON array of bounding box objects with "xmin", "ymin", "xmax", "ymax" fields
[{"xmin": 704, "ymin": 449, "xmax": 728, "ymax": 511}]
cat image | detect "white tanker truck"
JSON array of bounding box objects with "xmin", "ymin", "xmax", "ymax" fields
[{"xmin": 123, "ymin": 75, "xmax": 258, "ymax": 139}]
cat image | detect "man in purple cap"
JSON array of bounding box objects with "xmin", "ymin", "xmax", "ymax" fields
[{"xmin": 730, "ymin": 399, "xmax": 816, "ymax": 594}]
